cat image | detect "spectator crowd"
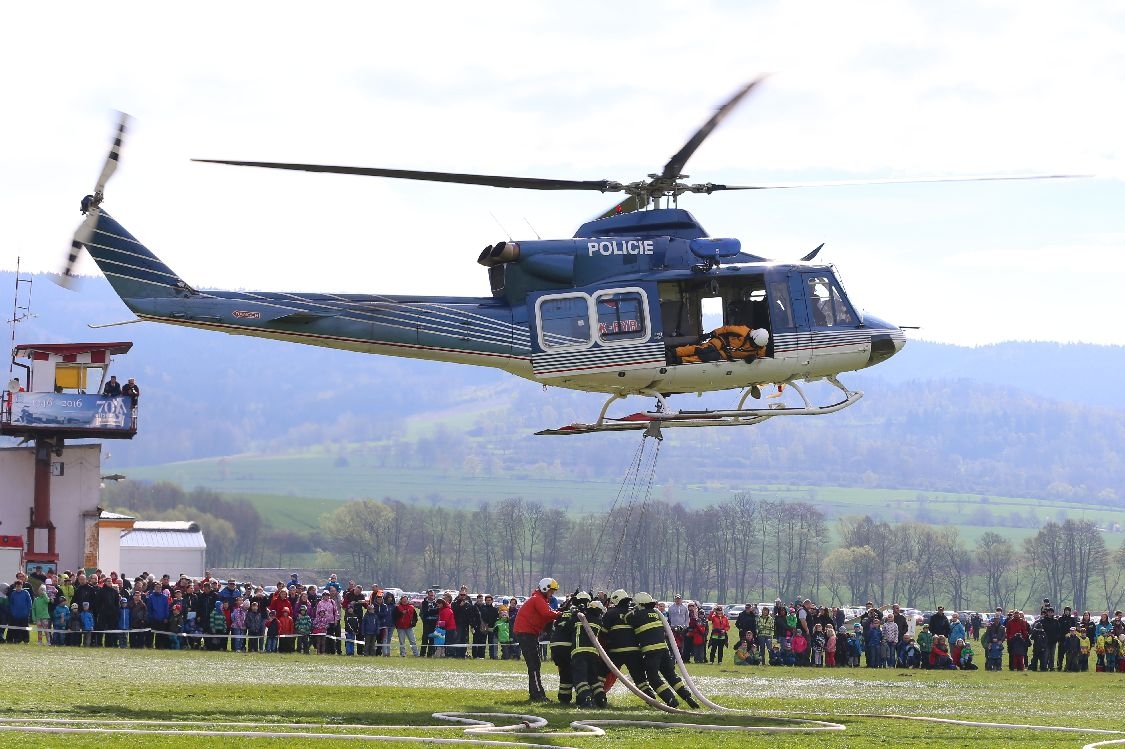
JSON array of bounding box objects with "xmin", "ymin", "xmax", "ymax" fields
[{"xmin": 3, "ymin": 567, "xmax": 1123, "ymax": 676}]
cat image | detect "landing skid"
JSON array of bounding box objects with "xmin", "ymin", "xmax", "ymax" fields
[{"xmin": 535, "ymin": 376, "xmax": 862, "ymax": 436}]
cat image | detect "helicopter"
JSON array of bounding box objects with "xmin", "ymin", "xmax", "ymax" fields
[{"xmin": 58, "ymin": 80, "xmax": 1074, "ymax": 436}]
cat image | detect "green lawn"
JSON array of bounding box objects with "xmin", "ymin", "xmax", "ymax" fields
[{"xmin": 2, "ymin": 645, "xmax": 1125, "ymax": 748}]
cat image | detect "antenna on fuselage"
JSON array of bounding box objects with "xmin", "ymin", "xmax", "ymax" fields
[{"xmin": 489, "ymin": 212, "xmax": 512, "ymax": 241}]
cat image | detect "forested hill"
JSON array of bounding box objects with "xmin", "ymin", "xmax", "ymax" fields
[{"xmin": 3, "ymin": 271, "xmax": 1123, "ymax": 503}]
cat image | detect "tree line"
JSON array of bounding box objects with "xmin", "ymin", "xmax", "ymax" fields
[{"xmin": 105, "ymin": 483, "xmax": 1125, "ymax": 612}]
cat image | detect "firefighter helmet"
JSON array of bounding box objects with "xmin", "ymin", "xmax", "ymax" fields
[
  {"xmin": 587, "ymin": 600, "xmax": 605, "ymax": 612},
  {"xmin": 609, "ymin": 589, "xmax": 631, "ymax": 605},
  {"xmin": 538, "ymin": 577, "xmax": 559, "ymax": 594},
  {"xmin": 634, "ymin": 591, "xmax": 655, "ymax": 605},
  {"xmin": 574, "ymin": 591, "xmax": 591, "ymax": 606}
]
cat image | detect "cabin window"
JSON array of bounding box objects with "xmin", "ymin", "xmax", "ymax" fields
[
  {"xmin": 595, "ymin": 290, "xmax": 648, "ymax": 343},
  {"xmin": 536, "ymin": 294, "xmax": 592, "ymax": 350},
  {"xmin": 769, "ymin": 280, "xmax": 794, "ymax": 329}
]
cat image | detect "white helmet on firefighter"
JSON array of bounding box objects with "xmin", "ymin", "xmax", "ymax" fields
[
  {"xmin": 574, "ymin": 591, "xmax": 591, "ymax": 605},
  {"xmin": 587, "ymin": 600, "xmax": 606, "ymax": 612},
  {"xmin": 538, "ymin": 577, "xmax": 559, "ymax": 594},
  {"xmin": 751, "ymin": 328, "xmax": 769, "ymax": 348},
  {"xmin": 609, "ymin": 589, "xmax": 631, "ymax": 606},
  {"xmin": 634, "ymin": 591, "xmax": 655, "ymax": 605}
]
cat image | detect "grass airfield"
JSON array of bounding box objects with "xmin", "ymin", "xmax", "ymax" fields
[{"xmin": 2, "ymin": 646, "xmax": 1125, "ymax": 748}]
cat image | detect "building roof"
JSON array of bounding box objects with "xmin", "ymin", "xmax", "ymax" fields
[
  {"xmin": 120, "ymin": 521, "xmax": 206, "ymax": 550},
  {"xmin": 13, "ymin": 342, "xmax": 133, "ymax": 361},
  {"xmin": 99, "ymin": 510, "xmax": 135, "ymax": 520},
  {"xmin": 133, "ymin": 521, "xmax": 198, "ymax": 532}
]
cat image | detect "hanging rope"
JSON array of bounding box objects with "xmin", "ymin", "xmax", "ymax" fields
[
  {"xmin": 600, "ymin": 433, "xmax": 663, "ymax": 589},
  {"xmin": 586, "ymin": 434, "xmax": 648, "ymax": 585}
]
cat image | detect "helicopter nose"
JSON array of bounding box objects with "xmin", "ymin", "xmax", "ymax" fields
[{"xmin": 862, "ymin": 314, "xmax": 905, "ymax": 366}]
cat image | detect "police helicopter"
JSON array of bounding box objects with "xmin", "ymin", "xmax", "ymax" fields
[{"xmin": 58, "ymin": 80, "xmax": 1074, "ymax": 436}]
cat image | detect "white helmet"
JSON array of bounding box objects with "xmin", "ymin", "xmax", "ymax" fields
[
  {"xmin": 634, "ymin": 592, "xmax": 655, "ymax": 606},
  {"xmin": 587, "ymin": 600, "xmax": 606, "ymax": 612},
  {"xmin": 751, "ymin": 328, "xmax": 769, "ymax": 347},
  {"xmin": 538, "ymin": 577, "xmax": 559, "ymax": 594},
  {"xmin": 609, "ymin": 589, "xmax": 631, "ymax": 606}
]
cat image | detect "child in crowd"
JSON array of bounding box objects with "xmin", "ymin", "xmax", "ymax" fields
[
  {"xmin": 986, "ymin": 638, "xmax": 1004, "ymax": 671},
  {"xmin": 230, "ymin": 599, "xmax": 247, "ymax": 653},
  {"xmin": 1101, "ymin": 631, "xmax": 1120, "ymax": 673},
  {"xmin": 185, "ymin": 611, "xmax": 204, "ymax": 649},
  {"xmin": 67, "ymin": 603, "xmax": 82, "ymax": 646},
  {"xmin": 958, "ymin": 639, "xmax": 977, "ymax": 669},
  {"xmin": 780, "ymin": 634, "xmax": 795, "ymax": 666},
  {"xmin": 825, "ymin": 625, "xmax": 837, "ymax": 667},
  {"xmin": 168, "ymin": 604, "xmax": 184, "ymax": 650},
  {"xmin": 277, "ymin": 607, "xmax": 295, "ymax": 653},
  {"xmin": 734, "ymin": 632, "xmax": 754, "ymax": 665},
  {"xmin": 496, "ymin": 610, "xmax": 512, "ymax": 659},
  {"xmin": 901, "ymin": 635, "xmax": 921, "ymax": 668},
  {"xmin": 32, "ymin": 584, "xmax": 51, "ymax": 645},
  {"xmin": 296, "ymin": 605, "xmax": 313, "ymax": 654},
  {"xmin": 1009, "ymin": 632, "xmax": 1029, "ymax": 671},
  {"xmin": 864, "ymin": 619, "xmax": 883, "ymax": 667},
  {"xmin": 117, "ymin": 597, "xmax": 131, "ymax": 649},
  {"xmin": 811, "ymin": 624, "xmax": 827, "ymax": 667},
  {"xmin": 361, "ymin": 604, "xmax": 379, "ymax": 656},
  {"xmin": 791, "ymin": 629, "xmax": 809, "ymax": 666},
  {"xmin": 79, "ymin": 601, "xmax": 94, "ymax": 646},
  {"xmin": 52, "ymin": 596, "xmax": 70, "ymax": 646},
  {"xmin": 1078, "ymin": 629, "xmax": 1091, "ymax": 671},
  {"xmin": 768, "ymin": 641, "xmax": 783, "ymax": 666},
  {"xmin": 246, "ymin": 601, "xmax": 264, "ymax": 653},
  {"xmin": 209, "ymin": 601, "xmax": 228, "ymax": 651},
  {"xmin": 847, "ymin": 626, "xmax": 863, "ymax": 667},
  {"xmin": 265, "ymin": 610, "xmax": 280, "ymax": 653}
]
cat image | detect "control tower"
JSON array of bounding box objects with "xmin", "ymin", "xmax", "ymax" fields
[{"xmin": 1, "ymin": 341, "xmax": 137, "ymax": 568}]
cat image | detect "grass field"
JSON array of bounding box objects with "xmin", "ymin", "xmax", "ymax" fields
[{"xmin": 2, "ymin": 645, "xmax": 1125, "ymax": 748}]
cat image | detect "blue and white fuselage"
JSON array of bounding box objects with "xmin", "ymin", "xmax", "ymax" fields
[{"xmin": 80, "ymin": 204, "xmax": 904, "ymax": 431}]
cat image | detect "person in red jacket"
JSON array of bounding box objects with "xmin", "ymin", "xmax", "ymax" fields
[
  {"xmin": 433, "ymin": 596, "xmax": 457, "ymax": 656},
  {"xmin": 277, "ymin": 607, "xmax": 296, "ymax": 653},
  {"xmin": 513, "ymin": 577, "xmax": 561, "ymax": 702}
]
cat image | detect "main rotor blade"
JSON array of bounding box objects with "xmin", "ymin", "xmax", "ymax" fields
[
  {"xmin": 192, "ymin": 159, "xmax": 623, "ymax": 192},
  {"xmin": 706, "ymin": 173, "xmax": 1090, "ymax": 191},
  {"xmin": 661, "ymin": 77, "xmax": 766, "ymax": 182}
]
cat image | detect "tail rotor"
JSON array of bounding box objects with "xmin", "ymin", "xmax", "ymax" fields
[{"xmin": 57, "ymin": 111, "xmax": 130, "ymax": 288}]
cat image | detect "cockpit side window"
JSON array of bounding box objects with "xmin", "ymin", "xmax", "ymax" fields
[{"xmin": 807, "ymin": 276, "xmax": 856, "ymax": 327}]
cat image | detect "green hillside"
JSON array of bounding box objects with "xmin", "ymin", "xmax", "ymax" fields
[{"xmin": 123, "ymin": 448, "xmax": 1125, "ymax": 547}]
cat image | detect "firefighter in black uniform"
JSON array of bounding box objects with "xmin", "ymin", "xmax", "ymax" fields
[
  {"xmin": 627, "ymin": 592, "xmax": 699, "ymax": 709},
  {"xmin": 572, "ymin": 599, "xmax": 608, "ymax": 708},
  {"xmin": 550, "ymin": 592, "xmax": 583, "ymax": 703},
  {"xmin": 602, "ymin": 589, "xmax": 656, "ymax": 700}
]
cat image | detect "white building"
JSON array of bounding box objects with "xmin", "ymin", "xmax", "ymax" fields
[{"xmin": 119, "ymin": 521, "xmax": 207, "ymax": 580}]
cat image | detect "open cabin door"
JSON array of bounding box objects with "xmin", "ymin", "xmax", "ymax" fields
[{"xmin": 528, "ymin": 284, "xmax": 664, "ymax": 378}]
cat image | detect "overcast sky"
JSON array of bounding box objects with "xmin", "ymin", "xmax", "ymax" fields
[{"xmin": 2, "ymin": 1, "xmax": 1122, "ymax": 346}]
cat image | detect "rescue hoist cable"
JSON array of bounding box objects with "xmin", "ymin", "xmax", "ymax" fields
[
  {"xmin": 603, "ymin": 433, "xmax": 662, "ymax": 587},
  {"xmin": 587, "ymin": 434, "xmax": 648, "ymax": 585}
]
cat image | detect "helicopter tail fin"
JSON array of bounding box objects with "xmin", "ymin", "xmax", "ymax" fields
[{"xmin": 80, "ymin": 208, "xmax": 193, "ymax": 299}]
